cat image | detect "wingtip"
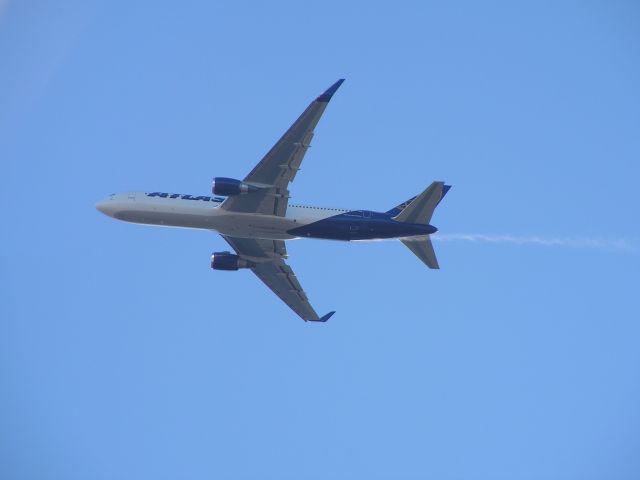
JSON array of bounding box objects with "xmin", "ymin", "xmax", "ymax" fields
[
  {"xmin": 316, "ymin": 79, "xmax": 345, "ymax": 102},
  {"xmin": 310, "ymin": 311, "xmax": 336, "ymax": 322}
]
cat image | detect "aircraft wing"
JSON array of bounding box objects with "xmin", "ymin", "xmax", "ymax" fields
[
  {"xmin": 221, "ymin": 79, "xmax": 344, "ymax": 217},
  {"xmin": 221, "ymin": 235, "xmax": 335, "ymax": 322}
]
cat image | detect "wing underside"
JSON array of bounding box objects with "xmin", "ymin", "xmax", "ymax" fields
[
  {"xmin": 213, "ymin": 81, "xmax": 343, "ymax": 322},
  {"xmin": 220, "ymin": 79, "xmax": 344, "ymax": 217},
  {"xmin": 221, "ymin": 235, "xmax": 334, "ymax": 322}
]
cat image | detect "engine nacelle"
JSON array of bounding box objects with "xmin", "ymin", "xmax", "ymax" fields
[
  {"xmin": 211, "ymin": 252, "xmax": 253, "ymax": 271},
  {"xmin": 212, "ymin": 177, "xmax": 258, "ymax": 196}
]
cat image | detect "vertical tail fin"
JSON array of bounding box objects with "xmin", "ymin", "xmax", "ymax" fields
[
  {"xmin": 393, "ymin": 181, "xmax": 447, "ymax": 224},
  {"xmin": 386, "ymin": 196, "xmax": 418, "ymax": 216},
  {"xmin": 394, "ymin": 182, "xmax": 451, "ymax": 269},
  {"xmin": 388, "ymin": 184, "xmax": 451, "ymax": 218}
]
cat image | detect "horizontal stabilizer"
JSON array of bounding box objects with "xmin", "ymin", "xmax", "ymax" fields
[{"xmin": 401, "ymin": 237, "xmax": 439, "ymax": 269}]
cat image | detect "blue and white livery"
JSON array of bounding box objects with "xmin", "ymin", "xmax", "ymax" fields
[{"xmin": 96, "ymin": 80, "xmax": 451, "ymax": 322}]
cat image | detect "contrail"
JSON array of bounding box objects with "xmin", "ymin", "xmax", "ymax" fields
[{"xmin": 431, "ymin": 233, "xmax": 637, "ymax": 252}]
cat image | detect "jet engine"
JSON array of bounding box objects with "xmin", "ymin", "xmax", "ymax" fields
[
  {"xmin": 212, "ymin": 177, "xmax": 259, "ymax": 196},
  {"xmin": 211, "ymin": 252, "xmax": 254, "ymax": 271}
]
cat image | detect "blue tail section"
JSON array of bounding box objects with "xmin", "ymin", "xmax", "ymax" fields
[
  {"xmin": 387, "ymin": 184, "xmax": 451, "ymax": 216},
  {"xmin": 386, "ymin": 196, "xmax": 417, "ymax": 216},
  {"xmin": 438, "ymin": 184, "xmax": 452, "ymax": 206}
]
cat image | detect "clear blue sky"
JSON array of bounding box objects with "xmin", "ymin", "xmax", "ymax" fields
[{"xmin": 2, "ymin": 1, "xmax": 639, "ymax": 479}]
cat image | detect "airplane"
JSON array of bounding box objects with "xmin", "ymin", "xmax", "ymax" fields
[{"xmin": 96, "ymin": 79, "xmax": 451, "ymax": 322}]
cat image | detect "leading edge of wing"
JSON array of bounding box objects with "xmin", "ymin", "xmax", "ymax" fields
[{"xmin": 316, "ymin": 79, "xmax": 345, "ymax": 102}]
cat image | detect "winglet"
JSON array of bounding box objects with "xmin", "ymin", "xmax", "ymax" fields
[
  {"xmin": 316, "ymin": 79, "xmax": 345, "ymax": 102},
  {"xmin": 309, "ymin": 311, "xmax": 336, "ymax": 322}
]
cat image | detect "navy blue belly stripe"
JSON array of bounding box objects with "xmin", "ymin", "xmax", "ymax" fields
[{"xmin": 287, "ymin": 211, "xmax": 437, "ymax": 241}]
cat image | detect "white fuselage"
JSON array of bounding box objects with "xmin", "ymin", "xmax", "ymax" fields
[{"xmin": 96, "ymin": 192, "xmax": 347, "ymax": 240}]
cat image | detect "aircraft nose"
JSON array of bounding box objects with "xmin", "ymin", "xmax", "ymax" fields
[{"xmin": 95, "ymin": 198, "xmax": 114, "ymax": 216}]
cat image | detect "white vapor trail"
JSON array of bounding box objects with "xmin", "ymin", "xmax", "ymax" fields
[{"xmin": 431, "ymin": 233, "xmax": 637, "ymax": 252}]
